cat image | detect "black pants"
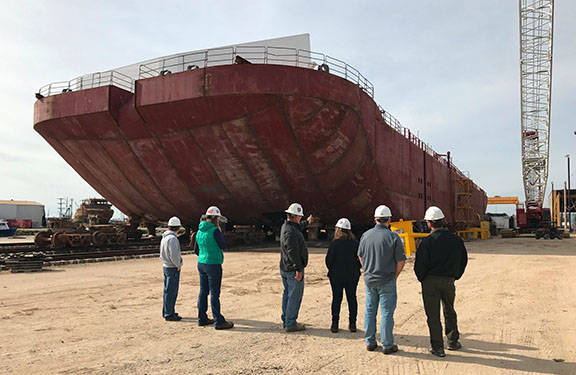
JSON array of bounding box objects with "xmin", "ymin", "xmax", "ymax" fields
[
  {"xmin": 421, "ymin": 275, "xmax": 460, "ymax": 350},
  {"xmin": 329, "ymin": 278, "xmax": 358, "ymax": 323}
]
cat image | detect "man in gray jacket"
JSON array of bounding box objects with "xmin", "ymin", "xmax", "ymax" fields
[
  {"xmin": 280, "ymin": 203, "xmax": 309, "ymax": 332},
  {"xmin": 160, "ymin": 216, "xmax": 183, "ymax": 321},
  {"xmin": 358, "ymin": 205, "xmax": 406, "ymax": 354}
]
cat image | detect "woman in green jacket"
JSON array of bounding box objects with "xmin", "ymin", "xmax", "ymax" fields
[{"xmin": 195, "ymin": 206, "xmax": 234, "ymax": 330}]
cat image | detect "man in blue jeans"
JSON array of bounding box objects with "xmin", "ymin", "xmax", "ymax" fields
[
  {"xmin": 358, "ymin": 205, "xmax": 406, "ymax": 353},
  {"xmin": 160, "ymin": 216, "xmax": 183, "ymax": 321},
  {"xmin": 279, "ymin": 203, "xmax": 309, "ymax": 332}
]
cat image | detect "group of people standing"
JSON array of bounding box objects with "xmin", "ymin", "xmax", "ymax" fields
[{"xmin": 159, "ymin": 201, "xmax": 468, "ymax": 357}]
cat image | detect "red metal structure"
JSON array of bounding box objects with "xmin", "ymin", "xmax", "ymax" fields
[{"xmin": 34, "ymin": 57, "xmax": 486, "ymax": 227}]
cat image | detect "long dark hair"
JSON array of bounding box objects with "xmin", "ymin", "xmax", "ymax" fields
[{"xmin": 334, "ymin": 227, "xmax": 356, "ymax": 240}]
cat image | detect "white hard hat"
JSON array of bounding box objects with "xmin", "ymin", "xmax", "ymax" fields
[
  {"xmin": 374, "ymin": 205, "xmax": 392, "ymax": 218},
  {"xmin": 424, "ymin": 206, "xmax": 445, "ymax": 221},
  {"xmin": 335, "ymin": 218, "xmax": 351, "ymax": 230},
  {"xmin": 205, "ymin": 206, "xmax": 221, "ymax": 216},
  {"xmin": 285, "ymin": 203, "xmax": 304, "ymax": 216},
  {"xmin": 168, "ymin": 216, "xmax": 181, "ymax": 226}
]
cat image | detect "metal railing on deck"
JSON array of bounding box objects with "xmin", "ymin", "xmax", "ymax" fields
[
  {"xmin": 377, "ymin": 105, "xmax": 480, "ymax": 190},
  {"xmin": 37, "ymin": 70, "xmax": 134, "ymax": 97},
  {"xmin": 137, "ymin": 46, "xmax": 374, "ymax": 97}
]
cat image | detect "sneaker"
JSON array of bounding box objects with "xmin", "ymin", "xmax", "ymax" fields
[
  {"xmin": 348, "ymin": 321, "xmax": 357, "ymax": 333},
  {"xmin": 447, "ymin": 341, "xmax": 462, "ymax": 351},
  {"xmin": 198, "ymin": 318, "xmax": 215, "ymax": 326},
  {"xmin": 383, "ymin": 344, "xmax": 399, "ymax": 355},
  {"xmin": 285, "ymin": 323, "xmax": 306, "ymax": 332},
  {"xmin": 330, "ymin": 321, "xmax": 339, "ymax": 333},
  {"xmin": 430, "ymin": 348, "xmax": 446, "ymax": 357},
  {"xmin": 366, "ymin": 343, "xmax": 378, "ymax": 351},
  {"xmin": 165, "ymin": 314, "xmax": 182, "ymax": 321},
  {"xmin": 215, "ymin": 321, "xmax": 234, "ymax": 330}
]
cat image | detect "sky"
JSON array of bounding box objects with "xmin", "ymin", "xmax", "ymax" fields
[{"xmin": 1, "ymin": 0, "xmax": 575, "ymax": 218}]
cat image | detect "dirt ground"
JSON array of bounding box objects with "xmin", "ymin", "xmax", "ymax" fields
[{"xmin": 1, "ymin": 236, "xmax": 575, "ymax": 374}]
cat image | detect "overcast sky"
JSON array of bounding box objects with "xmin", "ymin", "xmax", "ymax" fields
[{"xmin": 1, "ymin": 0, "xmax": 575, "ymax": 218}]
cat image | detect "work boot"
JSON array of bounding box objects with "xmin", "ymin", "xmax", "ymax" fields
[
  {"xmin": 164, "ymin": 314, "xmax": 182, "ymax": 322},
  {"xmin": 198, "ymin": 318, "xmax": 215, "ymax": 326},
  {"xmin": 330, "ymin": 320, "xmax": 339, "ymax": 333},
  {"xmin": 447, "ymin": 341, "xmax": 462, "ymax": 350},
  {"xmin": 348, "ymin": 320, "xmax": 357, "ymax": 332},
  {"xmin": 429, "ymin": 348, "xmax": 446, "ymax": 357},
  {"xmin": 383, "ymin": 344, "xmax": 399, "ymax": 355},
  {"xmin": 285, "ymin": 323, "xmax": 306, "ymax": 332},
  {"xmin": 215, "ymin": 320, "xmax": 234, "ymax": 330}
]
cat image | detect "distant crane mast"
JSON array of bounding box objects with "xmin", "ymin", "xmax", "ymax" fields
[{"xmin": 519, "ymin": 0, "xmax": 554, "ymax": 207}]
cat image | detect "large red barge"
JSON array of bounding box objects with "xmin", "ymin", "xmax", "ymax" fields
[{"xmin": 33, "ymin": 46, "xmax": 486, "ymax": 228}]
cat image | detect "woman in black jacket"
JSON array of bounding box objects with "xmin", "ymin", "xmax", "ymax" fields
[{"xmin": 325, "ymin": 218, "xmax": 361, "ymax": 333}]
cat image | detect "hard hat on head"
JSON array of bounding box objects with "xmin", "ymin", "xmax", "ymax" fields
[
  {"xmin": 335, "ymin": 218, "xmax": 351, "ymax": 230},
  {"xmin": 205, "ymin": 206, "xmax": 221, "ymax": 217},
  {"xmin": 424, "ymin": 206, "xmax": 445, "ymax": 221},
  {"xmin": 374, "ymin": 205, "xmax": 392, "ymax": 218},
  {"xmin": 168, "ymin": 216, "xmax": 181, "ymax": 227},
  {"xmin": 285, "ymin": 203, "xmax": 304, "ymax": 216}
]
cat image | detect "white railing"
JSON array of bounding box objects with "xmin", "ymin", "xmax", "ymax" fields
[
  {"xmin": 377, "ymin": 105, "xmax": 477, "ymax": 186},
  {"xmin": 37, "ymin": 70, "xmax": 134, "ymax": 97},
  {"xmin": 137, "ymin": 46, "xmax": 374, "ymax": 97}
]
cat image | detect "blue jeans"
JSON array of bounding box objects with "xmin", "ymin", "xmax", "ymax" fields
[
  {"xmin": 280, "ymin": 269, "xmax": 305, "ymax": 329},
  {"xmin": 163, "ymin": 267, "xmax": 180, "ymax": 318},
  {"xmin": 364, "ymin": 279, "xmax": 397, "ymax": 348},
  {"xmin": 197, "ymin": 263, "xmax": 226, "ymax": 325}
]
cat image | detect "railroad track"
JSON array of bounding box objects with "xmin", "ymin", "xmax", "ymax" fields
[
  {"xmin": 0, "ymin": 239, "xmax": 288, "ymax": 272},
  {"xmin": 0, "ymin": 239, "xmax": 162, "ymax": 254},
  {"xmin": 0, "ymin": 239, "xmax": 175, "ymax": 271},
  {"xmin": 0, "ymin": 243, "xmax": 36, "ymax": 254}
]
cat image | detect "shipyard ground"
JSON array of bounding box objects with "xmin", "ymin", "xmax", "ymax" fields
[{"xmin": 1, "ymin": 237, "xmax": 574, "ymax": 375}]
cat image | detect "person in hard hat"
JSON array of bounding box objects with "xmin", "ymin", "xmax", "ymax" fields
[
  {"xmin": 280, "ymin": 203, "xmax": 309, "ymax": 332},
  {"xmin": 194, "ymin": 206, "xmax": 234, "ymax": 330},
  {"xmin": 414, "ymin": 206, "xmax": 468, "ymax": 358},
  {"xmin": 325, "ymin": 218, "xmax": 361, "ymax": 333},
  {"xmin": 160, "ymin": 216, "xmax": 183, "ymax": 321},
  {"xmin": 358, "ymin": 205, "xmax": 406, "ymax": 354}
]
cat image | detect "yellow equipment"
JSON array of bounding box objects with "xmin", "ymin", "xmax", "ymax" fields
[
  {"xmin": 487, "ymin": 196, "xmax": 519, "ymax": 205},
  {"xmin": 390, "ymin": 220, "xmax": 429, "ymax": 256}
]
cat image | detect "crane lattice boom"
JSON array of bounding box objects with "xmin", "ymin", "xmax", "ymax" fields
[{"xmin": 519, "ymin": 0, "xmax": 554, "ymax": 206}]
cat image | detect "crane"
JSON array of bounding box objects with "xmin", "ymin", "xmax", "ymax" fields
[{"xmin": 517, "ymin": 0, "xmax": 555, "ymax": 230}]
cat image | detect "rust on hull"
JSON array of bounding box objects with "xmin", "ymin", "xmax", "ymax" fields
[{"xmin": 34, "ymin": 64, "xmax": 487, "ymax": 226}]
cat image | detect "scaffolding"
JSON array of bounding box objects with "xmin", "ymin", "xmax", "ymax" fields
[{"xmin": 455, "ymin": 176, "xmax": 474, "ymax": 229}]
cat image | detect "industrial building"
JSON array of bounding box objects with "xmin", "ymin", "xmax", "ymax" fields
[{"xmin": 0, "ymin": 200, "xmax": 45, "ymax": 228}]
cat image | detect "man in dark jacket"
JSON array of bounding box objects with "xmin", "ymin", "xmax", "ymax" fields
[
  {"xmin": 280, "ymin": 203, "xmax": 309, "ymax": 332},
  {"xmin": 414, "ymin": 206, "xmax": 468, "ymax": 358}
]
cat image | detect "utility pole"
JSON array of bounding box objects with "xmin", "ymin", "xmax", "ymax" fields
[
  {"xmin": 567, "ymin": 154, "xmax": 572, "ymax": 231},
  {"xmin": 551, "ymin": 182, "xmax": 555, "ymax": 225},
  {"xmin": 564, "ymin": 182, "xmax": 567, "ymax": 231},
  {"xmin": 57, "ymin": 198, "xmax": 65, "ymax": 218}
]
